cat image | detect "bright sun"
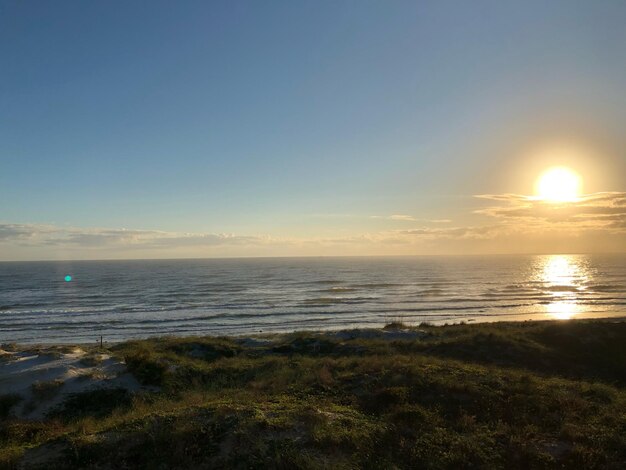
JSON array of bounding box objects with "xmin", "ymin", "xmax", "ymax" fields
[{"xmin": 535, "ymin": 167, "xmax": 582, "ymax": 202}]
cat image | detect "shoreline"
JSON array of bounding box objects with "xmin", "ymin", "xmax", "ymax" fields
[{"xmin": 6, "ymin": 313, "xmax": 626, "ymax": 347}]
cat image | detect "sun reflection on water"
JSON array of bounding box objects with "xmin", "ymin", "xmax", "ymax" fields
[{"xmin": 537, "ymin": 255, "xmax": 590, "ymax": 320}]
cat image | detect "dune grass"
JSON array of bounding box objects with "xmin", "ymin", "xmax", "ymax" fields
[{"xmin": 2, "ymin": 319, "xmax": 626, "ymax": 469}]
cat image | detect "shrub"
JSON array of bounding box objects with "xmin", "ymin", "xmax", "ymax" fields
[
  {"xmin": 31, "ymin": 380, "xmax": 64, "ymax": 401},
  {"xmin": 0, "ymin": 394, "xmax": 23, "ymax": 418}
]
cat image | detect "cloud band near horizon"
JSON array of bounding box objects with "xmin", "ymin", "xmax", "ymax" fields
[{"xmin": 2, "ymin": 192, "xmax": 625, "ymax": 260}]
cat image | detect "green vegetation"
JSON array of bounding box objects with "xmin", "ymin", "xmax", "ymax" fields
[
  {"xmin": 2, "ymin": 319, "xmax": 626, "ymax": 469},
  {"xmin": 0, "ymin": 396, "xmax": 22, "ymax": 420},
  {"xmin": 30, "ymin": 381, "xmax": 64, "ymax": 402}
]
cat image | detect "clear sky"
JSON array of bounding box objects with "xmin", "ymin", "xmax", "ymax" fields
[{"xmin": 2, "ymin": 0, "xmax": 626, "ymax": 260}]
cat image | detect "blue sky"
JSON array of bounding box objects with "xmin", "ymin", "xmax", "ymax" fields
[{"xmin": 2, "ymin": 1, "xmax": 626, "ymax": 259}]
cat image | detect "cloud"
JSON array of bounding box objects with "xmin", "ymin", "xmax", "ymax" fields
[
  {"xmin": 389, "ymin": 214, "xmax": 417, "ymax": 221},
  {"xmin": 371, "ymin": 215, "xmax": 451, "ymax": 223},
  {"xmin": 370, "ymin": 191, "xmax": 626, "ymax": 253},
  {"xmin": 0, "ymin": 223, "xmax": 58, "ymax": 241},
  {"xmin": 0, "ymin": 223, "xmax": 276, "ymax": 251},
  {"xmin": 474, "ymin": 191, "xmax": 626, "ymax": 232},
  {"xmin": 397, "ymin": 225, "xmax": 506, "ymax": 240},
  {"xmin": 2, "ymin": 192, "xmax": 625, "ymax": 259}
]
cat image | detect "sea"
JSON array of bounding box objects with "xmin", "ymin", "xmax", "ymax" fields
[{"xmin": 1, "ymin": 254, "xmax": 625, "ymax": 344}]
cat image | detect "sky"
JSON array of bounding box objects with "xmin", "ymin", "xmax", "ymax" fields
[{"xmin": 2, "ymin": 0, "xmax": 626, "ymax": 260}]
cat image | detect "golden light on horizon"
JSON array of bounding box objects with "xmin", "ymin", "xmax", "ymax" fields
[
  {"xmin": 535, "ymin": 167, "xmax": 582, "ymax": 202},
  {"xmin": 538, "ymin": 255, "xmax": 590, "ymax": 320}
]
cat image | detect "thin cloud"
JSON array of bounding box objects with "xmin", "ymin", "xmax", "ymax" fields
[
  {"xmin": 0, "ymin": 224, "xmax": 275, "ymax": 250},
  {"xmin": 0, "ymin": 223, "xmax": 58, "ymax": 241},
  {"xmin": 389, "ymin": 214, "xmax": 417, "ymax": 221},
  {"xmin": 474, "ymin": 191, "xmax": 626, "ymax": 232},
  {"xmin": 371, "ymin": 215, "xmax": 451, "ymax": 223},
  {"xmin": 2, "ymin": 192, "xmax": 626, "ymax": 258},
  {"xmin": 397, "ymin": 225, "xmax": 506, "ymax": 240}
]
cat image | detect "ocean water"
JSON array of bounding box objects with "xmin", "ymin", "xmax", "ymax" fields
[{"xmin": 1, "ymin": 254, "xmax": 625, "ymax": 344}]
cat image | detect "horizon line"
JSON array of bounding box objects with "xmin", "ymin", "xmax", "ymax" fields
[{"xmin": 2, "ymin": 251, "xmax": 626, "ymax": 263}]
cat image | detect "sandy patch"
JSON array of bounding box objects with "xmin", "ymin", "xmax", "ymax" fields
[{"xmin": 0, "ymin": 346, "xmax": 147, "ymax": 420}]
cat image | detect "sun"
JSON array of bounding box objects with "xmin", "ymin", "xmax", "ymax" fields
[{"xmin": 535, "ymin": 167, "xmax": 582, "ymax": 202}]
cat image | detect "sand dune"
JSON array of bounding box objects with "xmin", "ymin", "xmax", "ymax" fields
[{"xmin": 0, "ymin": 345, "xmax": 145, "ymax": 419}]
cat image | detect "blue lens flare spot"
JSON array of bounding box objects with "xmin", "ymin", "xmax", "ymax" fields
[{"xmin": 64, "ymin": 275, "xmax": 72, "ymax": 282}]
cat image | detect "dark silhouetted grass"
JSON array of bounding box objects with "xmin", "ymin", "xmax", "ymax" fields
[{"xmin": 2, "ymin": 318, "xmax": 626, "ymax": 469}]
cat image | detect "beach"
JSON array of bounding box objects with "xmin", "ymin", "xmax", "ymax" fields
[{"xmin": 2, "ymin": 317, "xmax": 626, "ymax": 468}]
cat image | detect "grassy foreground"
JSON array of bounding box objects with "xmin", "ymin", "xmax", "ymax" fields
[{"xmin": 2, "ymin": 319, "xmax": 626, "ymax": 469}]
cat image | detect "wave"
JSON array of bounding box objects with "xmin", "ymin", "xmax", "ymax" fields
[
  {"xmin": 315, "ymin": 287, "xmax": 359, "ymax": 293},
  {"xmin": 3, "ymin": 255, "xmax": 626, "ymax": 343},
  {"xmin": 351, "ymin": 283, "xmax": 404, "ymax": 288},
  {"xmin": 545, "ymin": 285, "xmax": 580, "ymax": 292}
]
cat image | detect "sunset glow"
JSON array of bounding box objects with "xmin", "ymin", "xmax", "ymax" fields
[
  {"xmin": 1, "ymin": 2, "xmax": 625, "ymax": 261},
  {"xmin": 539, "ymin": 255, "xmax": 589, "ymax": 320},
  {"xmin": 535, "ymin": 167, "xmax": 582, "ymax": 202}
]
